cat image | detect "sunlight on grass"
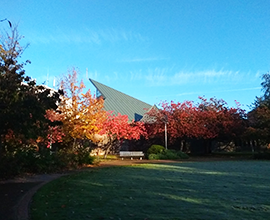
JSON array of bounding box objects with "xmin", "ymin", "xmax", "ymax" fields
[
  {"xmin": 156, "ymin": 192, "xmax": 203, "ymax": 204},
  {"xmin": 31, "ymin": 161, "xmax": 270, "ymax": 220}
]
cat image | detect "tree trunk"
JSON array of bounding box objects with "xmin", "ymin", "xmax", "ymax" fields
[
  {"xmin": 73, "ymin": 138, "xmax": 77, "ymax": 151},
  {"xmin": 180, "ymin": 140, "xmax": 184, "ymax": 151},
  {"xmin": 104, "ymin": 136, "xmax": 112, "ymax": 159}
]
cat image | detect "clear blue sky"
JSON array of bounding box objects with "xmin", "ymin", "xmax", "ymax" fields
[{"xmin": 2, "ymin": 0, "xmax": 270, "ymax": 111}]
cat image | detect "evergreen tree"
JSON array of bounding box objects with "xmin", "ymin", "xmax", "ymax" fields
[{"xmin": 0, "ymin": 26, "xmax": 62, "ymax": 154}]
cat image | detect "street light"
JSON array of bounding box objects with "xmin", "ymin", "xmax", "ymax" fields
[
  {"xmin": 163, "ymin": 115, "xmax": 168, "ymax": 150},
  {"xmin": 165, "ymin": 121, "xmax": 168, "ymax": 150}
]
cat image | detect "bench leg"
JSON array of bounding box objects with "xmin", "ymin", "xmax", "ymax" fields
[
  {"xmin": 131, "ymin": 157, "xmax": 133, "ymax": 160},
  {"xmin": 140, "ymin": 157, "xmax": 142, "ymax": 160}
]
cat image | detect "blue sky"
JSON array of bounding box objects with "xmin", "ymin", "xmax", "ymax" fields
[{"xmin": 2, "ymin": 0, "xmax": 270, "ymax": 111}]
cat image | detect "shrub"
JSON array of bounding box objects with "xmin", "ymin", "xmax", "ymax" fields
[
  {"xmin": 177, "ymin": 151, "xmax": 189, "ymax": 159},
  {"xmin": 148, "ymin": 149, "xmax": 189, "ymax": 160},
  {"xmin": 148, "ymin": 154, "xmax": 161, "ymax": 160},
  {"xmin": 75, "ymin": 148, "xmax": 95, "ymax": 166},
  {"xmin": 163, "ymin": 150, "xmax": 179, "ymax": 160},
  {"xmin": 147, "ymin": 145, "xmax": 165, "ymax": 155},
  {"xmin": 57, "ymin": 148, "xmax": 95, "ymax": 168},
  {"xmin": 0, "ymin": 145, "xmax": 95, "ymax": 179}
]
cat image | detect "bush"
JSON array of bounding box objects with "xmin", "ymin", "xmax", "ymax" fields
[
  {"xmin": 177, "ymin": 151, "xmax": 189, "ymax": 159},
  {"xmin": 75, "ymin": 148, "xmax": 95, "ymax": 166},
  {"xmin": 0, "ymin": 145, "xmax": 95, "ymax": 179},
  {"xmin": 147, "ymin": 145, "xmax": 165, "ymax": 155},
  {"xmin": 163, "ymin": 150, "xmax": 179, "ymax": 160},
  {"xmin": 57, "ymin": 147, "xmax": 95, "ymax": 168},
  {"xmin": 148, "ymin": 154, "xmax": 161, "ymax": 160},
  {"xmin": 147, "ymin": 149, "xmax": 189, "ymax": 160}
]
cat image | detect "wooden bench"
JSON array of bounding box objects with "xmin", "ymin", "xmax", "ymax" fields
[{"xmin": 119, "ymin": 151, "xmax": 144, "ymax": 160}]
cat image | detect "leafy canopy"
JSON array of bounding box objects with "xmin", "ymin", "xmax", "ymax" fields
[{"xmin": 0, "ymin": 26, "xmax": 61, "ymax": 150}]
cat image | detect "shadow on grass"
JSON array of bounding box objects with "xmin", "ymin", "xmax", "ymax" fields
[{"xmin": 31, "ymin": 161, "xmax": 270, "ymax": 220}]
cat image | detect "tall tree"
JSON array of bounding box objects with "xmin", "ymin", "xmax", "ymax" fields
[
  {"xmin": 247, "ymin": 71, "xmax": 270, "ymax": 147},
  {"xmin": 58, "ymin": 68, "xmax": 106, "ymax": 148},
  {"xmin": 257, "ymin": 72, "xmax": 270, "ymax": 107},
  {"xmin": 0, "ymin": 26, "xmax": 61, "ymax": 153}
]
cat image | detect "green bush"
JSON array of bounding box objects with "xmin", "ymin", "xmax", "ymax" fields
[
  {"xmin": 147, "ymin": 145, "xmax": 165, "ymax": 155},
  {"xmin": 75, "ymin": 148, "xmax": 95, "ymax": 166},
  {"xmin": 57, "ymin": 148, "xmax": 95, "ymax": 168},
  {"xmin": 148, "ymin": 154, "xmax": 161, "ymax": 160},
  {"xmin": 0, "ymin": 146, "xmax": 95, "ymax": 179},
  {"xmin": 177, "ymin": 151, "xmax": 189, "ymax": 159},
  {"xmin": 148, "ymin": 149, "xmax": 189, "ymax": 160},
  {"xmin": 163, "ymin": 150, "xmax": 179, "ymax": 160}
]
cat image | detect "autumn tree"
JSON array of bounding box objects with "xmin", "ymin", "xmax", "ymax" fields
[
  {"xmin": 42, "ymin": 109, "xmax": 65, "ymax": 148},
  {"xmin": 58, "ymin": 69, "xmax": 106, "ymax": 148},
  {"xmin": 98, "ymin": 112, "xmax": 147, "ymax": 158},
  {"xmin": 145, "ymin": 98, "xmax": 246, "ymax": 153},
  {"xmin": 197, "ymin": 97, "xmax": 246, "ymax": 141},
  {"xmin": 145, "ymin": 100, "xmax": 209, "ymax": 146}
]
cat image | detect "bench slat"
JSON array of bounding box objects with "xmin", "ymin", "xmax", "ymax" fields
[{"xmin": 120, "ymin": 151, "xmax": 144, "ymax": 159}]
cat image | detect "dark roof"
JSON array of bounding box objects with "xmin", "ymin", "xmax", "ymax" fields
[{"xmin": 89, "ymin": 79, "xmax": 153, "ymax": 121}]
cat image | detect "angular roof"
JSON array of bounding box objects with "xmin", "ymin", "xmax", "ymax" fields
[{"xmin": 89, "ymin": 79, "xmax": 152, "ymax": 121}]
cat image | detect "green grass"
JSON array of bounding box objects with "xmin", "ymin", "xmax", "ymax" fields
[{"xmin": 30, "ymin": 161, "xmax": 270, "ymax": 220}]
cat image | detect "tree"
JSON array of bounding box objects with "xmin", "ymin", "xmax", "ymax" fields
[
  {"xmin": 256, "ymin": 72, "xmax": 270, "ymax": 107},
  {"xmin": 247, "ymin": 72, "xmax": 270, "ymax": 148},
  {"xmin": 145, "ymin": 97, "xmax": 246, "ymax": 153},
  {"xmin": 58, "ymin": 68, "xmax": 106, "ymax": 148},
  {"xmin": 43, "ymin": 109, "xmax": 65, "ymax": 148},
  {"xmin": 197, "ymin": 97, "xmax": 246, "ymax": 141},
  {"xmin": 0, "ymin": 26, "xmax": 61, "ymax": 154},
  {"xmin": 145, "ymin": 100, "xmax": 211, "ymax": 145},
  {"xmin": 98, "ymin": 112, "xmax": 147, "ymax": 158}
]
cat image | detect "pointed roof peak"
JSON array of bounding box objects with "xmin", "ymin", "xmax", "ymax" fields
[{"xmin": 89, "ymin": 78, "xmax": 153, "ymax": 121}]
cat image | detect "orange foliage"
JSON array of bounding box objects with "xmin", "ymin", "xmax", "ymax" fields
[{"xmin": 58, "ymin": 69, "xmax": 106, "ymax": 143}]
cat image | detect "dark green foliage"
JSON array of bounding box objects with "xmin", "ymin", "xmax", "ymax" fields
[
  {"xmin": 0, "ymin": 26, "xmax": 66, "ymax": 177},
  {"xmin": 255, "ymin": 72, "xmax": 270, "ymax": 107},
  {"xmin": 176, "ymin": 150, "xmax": 190, "ymax": 159},
  {"xmin": 162, "ymin": 149, "xmax": 179, "ymax": 159},
  {"xmin": 0, "ymin": 147, "xmax": 95, "ymax": 179},
  {"xmin": 0, "ymin": 27, "xmax": 62, "ymax": 154},
  {"xmin": 248, "ymin": 71, "xmax": 270, "ymax": 146},
  {"xmin": 148, "ymin": 153, "xmax": 160, "ymax": 160},
  {"xmin": 67, "ymin": 147, "xmax": 95, "ymax": 167},
  {"xmin": 0, "ymin": 147, "xmax": 53, "ymax": 178},
  {"xmin": 148, "ymin": 149, "xmax": 189, "ymax": 160},
  {"xmin": 147, "ymin": 144, "xmax": 165, "ymax": 155}
]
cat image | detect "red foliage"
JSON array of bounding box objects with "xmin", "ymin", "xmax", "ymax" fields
[
  {"xmin": 145, "ymin": 97, "xmax": 246, "ymax": 145},
  {"xmin": 44, "ymin": 110, "xmax": 65, "ymax": 148},
  {"xmin": 99, "ymin": 112, "xmax": 147, "ymax": 141}
]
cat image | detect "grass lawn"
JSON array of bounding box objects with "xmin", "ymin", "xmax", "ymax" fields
[{"xmin": 30, "ymin": 161, "xmax": 270, "ymax": 220}]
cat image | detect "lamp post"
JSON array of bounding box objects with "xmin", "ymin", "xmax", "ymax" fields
[
  {"xmin": 163, "ymin": 115, "xmax": 168, "ymax": 150},
  {"xmin": 164, "ymin": 121, "xmax": 168, "ymax": 150}
]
